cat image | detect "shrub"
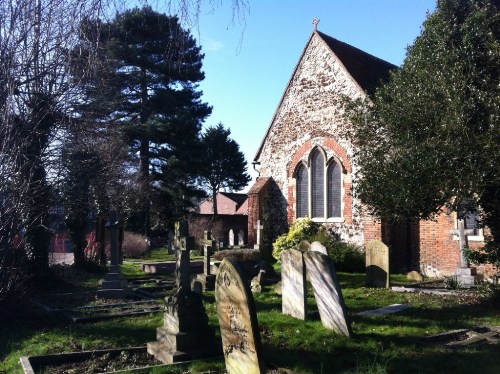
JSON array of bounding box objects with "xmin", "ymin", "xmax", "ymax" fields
[
  {"xmin": 272, "ymin": 218, "xmax": 319, "ymax": 260},
  {"xmin": 213, "ymin": 249, "xmax": 261, "ymax": 262},
  {"xmin": 121, "ymin": 232, "xmax": 149, "ymax": 258}
]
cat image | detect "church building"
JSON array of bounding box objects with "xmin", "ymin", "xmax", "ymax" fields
[{"xmin": 247, "ymin": 24, "xmax": 493, "ymax": 279}]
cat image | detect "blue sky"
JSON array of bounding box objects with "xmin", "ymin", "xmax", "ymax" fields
[{"xmin": 182, "ymin": 1, "xmax": 437, "ymax": 188}]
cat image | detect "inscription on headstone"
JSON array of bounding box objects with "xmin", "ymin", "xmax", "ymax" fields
[
  {"xmin": 281, "ymin": 249, "xmax": 307, "ymax": 320},
  {"xmin": 365, "ymin": 240, "xmax": 390, "ymax": 288},
  {"xmin": 215, "ymin": 258, "xmax": 265, "ymax": 374},
  {"xmin": 304, "ymin": 251, "xmax": 352, "ymax": 337}
]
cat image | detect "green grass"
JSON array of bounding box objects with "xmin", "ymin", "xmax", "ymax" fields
[{"xmin": 1, "ymin": 264, "xmax": 499, "ymax": 374}]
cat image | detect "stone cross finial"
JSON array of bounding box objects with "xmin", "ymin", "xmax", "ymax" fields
[
  {"xmin": 449, "ymin": 219, "xmax": 475, "ymax": 268},
  {"xmin": 312, "ymin": 17, "xmax": 320, "ymax": 31},
  {"xmin": 254, "ymin": 220, "xmax": 264, "ymax": 249}
]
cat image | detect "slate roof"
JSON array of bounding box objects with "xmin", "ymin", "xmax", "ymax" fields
[{"xmin": 317, "ymin": 31, "xmax": 396, "ymax": 97}]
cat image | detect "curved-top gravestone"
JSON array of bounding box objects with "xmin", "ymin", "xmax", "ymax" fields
[
  {"xmin": 281, "ymin": 248, "xmax": 307, "ymax": 320},
  {"xmin": 304, "ymin": 251, "xmax": 352, "ymax": 337},
  {"xmin": 215, "ymin": 258, "xmax": 265, "ymax": 374},
  {"xmin": 365, "ymin": 240, "xmax": 390, "ymax": 288}
]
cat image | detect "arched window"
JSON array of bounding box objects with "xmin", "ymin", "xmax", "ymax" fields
[
  {"xmin": 327, "ymin": 161, "xmax": 342, "ymax": 217},
  {"xmin": 311, "ymin": 149, "xmax": 324, "ymax": 218},
  {"xmin": 296, "ymin": 163, "xmax": 308, "ymax": 218}
]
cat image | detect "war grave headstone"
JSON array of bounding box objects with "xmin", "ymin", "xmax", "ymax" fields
[
  {"xmin": 449, "ymin": 219, "xmax": 476, "ymax": 287},
  {"xmin": 304, "ymin": 251, "xmax": 352, "ymax": 337},
  {"xmin": 215, "ymin": 258, "xmax": 265, "ymax": 374},
  {"xmin": 97, "ymin": 211, "xmax": 132, "ymax": 299},
  {"xmin": 148, "ymin": 222, "xmax": 218, "ymax": 364},
  {"xmin": 281, "ymin": 248, "xmax": 307, "ymax": 320},
  {"xmin": 194, "ymin": 231, "xmax": 217, "ymax": 293},
  {"xmin": 310, "ymin": 241, "xmax": 327, "ymax": 255},
  {"xmin": 254, "ymin": 220, "xmax": 263, "ymax": 250},
  {"xmin": 365, "ymin": 240, "xmax": 390, "ymax": 289},
  {"xmin": 229, "ymin": 229, "xmax": 235, "ymax": 247}
]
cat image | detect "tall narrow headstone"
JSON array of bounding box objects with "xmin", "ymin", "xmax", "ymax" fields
[
  {"xmin": 281, "ymin": 249, "xmax": 307, "ymax": 320},
  {"xmin": 215, "ymin": 258, "xmax": 265, "ymax": 374},
  {"xmin": 229, "ymin": 229, "xmax": 235, "ymax": 247},
  {"xmin": 365, "ymin": 240, "xmax": 390, "ymax": 288},
  {"xmin": 238, "ymin": 229, "xmax": 245, "ymax": 246},
  {"xmin": 304, "ymin": 251, "xmax": 352, "ymax": 337}
]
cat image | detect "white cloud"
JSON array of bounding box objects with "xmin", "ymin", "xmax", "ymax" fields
[{"xmin": 201, "ymin": 36, "xmax": 224, "ymax": 52}]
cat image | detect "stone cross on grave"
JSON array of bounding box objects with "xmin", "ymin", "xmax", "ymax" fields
[
  {"xmin": 254, "ymin": 220, "xmax": 264, "ymax": 250},
  {"xmin": 449, "ymin": 218, "xmax": 476, "ymax": 287},
  {"xmin": 174, "ymin": 221, "xmax": 195, "ymax": 296},
  {"xmin": 202, "ymin": 231, "xmax": 216, "ymax": 276},
  {"xmin": 449, "ymin": 218, "xmax": 475, "ymax": 268}
]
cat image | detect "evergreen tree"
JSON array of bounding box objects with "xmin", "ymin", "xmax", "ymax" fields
[
  {"xmin": 199, "ymin": 123, "xmax": 251, "ymax": 216},
  {"xmin": 95, "ymin": 6, "xmax": 212, "ymax": 234},
  {"xmin": 346, "ymin": 0, "xmax": 500, "ymax": 262}
]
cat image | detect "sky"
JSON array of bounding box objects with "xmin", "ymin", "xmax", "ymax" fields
[{"xmin": 179, "ymin": 0, "xmax": 437, "ymax": 189}]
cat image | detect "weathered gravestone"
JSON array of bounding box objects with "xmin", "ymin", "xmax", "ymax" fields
[
  {"xmin": 304, "ymin": 251, "xmax": 352, "ymax": 337},
  {"xmin": 148, "ymin": 222, "xmax": 217, "ymax": 364},
  {"xmin": 281, "ymin": 248, "xmax": 307, "ymax": 320},
  {"xmin": 194, "ymin": 231, "xmax": 216, "ymax": 292},
  {"xmin": 97, "ymin": 211, "xmax": 131, "ymax": 299},
  {"xmin": 310, "ymin": 241, "xmax": 328, "ymax": 255},
  {"xmin": 215, "ymin": 258, "xmax": 265, "ymax": 374},
  {"xmin": 229, "ymin": 229, "xmax": 235, "ymax": 247},
  {"xmin": 365, "ymin": 240, "xmax": 390, "ymax": 288}
]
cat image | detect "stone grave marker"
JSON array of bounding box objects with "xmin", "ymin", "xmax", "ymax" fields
[
  {"xmin": 297, "ymin": 240, "xmax": 310, "ymax": 252},
  {"xmin": 310, "ymin": 241, "xmax": 327, "ymax": 255},
  {"xmin": 97, "ymin": 211, "xmax": 131, "ymax": 299},
  {"xmin": 254, "ymin": 220, "xmax": 263, "ymax": 250},
  {"xmin": 194, "ymin": 231, "xmax": 216, "ymax": 292},
  {"xmin": 449, "ymin": 219, "xmax": 476, "ymax": 287},
  {"xmin": 148, "ymin": 222, "xmax": 218, "ymax": 364},
  {"xmin": 166, "ymin": 230, "xmax": 174, "ymax": 254},
  {"xmin": 238, "ymin": 229, "xmax": 245, "ymax": 246},
  {"xmin": 304, "ymin": 251, "xmax": 352, "ymax": 337},
  {"xmin": 365, "ymin": 240, "xmax": 390, "ymax": 288},
  {"xmin": 215, "ymin": 258, "xmax": 265, "ymax": 374},
  {"xmin": 281, "ymin": 248, "xmax": 307, "ymax": 320},
  {"xmin": 229, "ymin": 229, "xmax": 235, "ymax": 247}
]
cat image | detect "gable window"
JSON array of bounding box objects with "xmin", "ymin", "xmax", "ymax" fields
[{"xmin": 294, "ymin": 147, "xmax": 343, "ymax": 221}]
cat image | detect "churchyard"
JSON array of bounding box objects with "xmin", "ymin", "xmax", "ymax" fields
[{"xmin": 1, "ymin": 239, "xmax": 499, "ymax": 374}]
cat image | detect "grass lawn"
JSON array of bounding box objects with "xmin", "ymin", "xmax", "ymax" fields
[{"xmin": 1, "ymin": 256, "xmax": 499, "ymax": 373}]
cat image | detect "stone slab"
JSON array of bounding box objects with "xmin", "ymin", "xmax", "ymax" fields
[
  {"xmin": 304, "ymin": 251, "xmax": 352, "ymax": 337},
  {"xmin": 281, "ymin": 249, "xmax": 307, "ymax": 320},
  {"xmin": 215, "ymin": 258, "xmax": 265, "ymax": 374},
  {"xmin": 310, "ymin": 241, "xmax": 327, "ymax": 255},
  {"xmin": 356, "ymin": 303, "xmax": 411, "ymax": 316}
]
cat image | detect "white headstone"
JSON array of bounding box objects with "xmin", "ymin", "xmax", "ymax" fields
[
  {"xmin": 238, "ymin": 229, "xmax": 245, "ymax": 246},
  {"xmin": 310, "ymin": 241, "xmax": 327, "ymax": 255},
  {"xmin": 229, "ymin": 229, "xmax": 235, "ymax": 247},
  {"xmin": 281, "ymin": 249, "xmax": 307, "ymax": 320}
]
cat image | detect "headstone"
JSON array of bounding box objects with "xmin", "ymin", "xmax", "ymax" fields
[
  {"xmin": 449, "ymin": 219, "xmax": 476, "ymax": 287},
  {"xmin": 304, "ymin": 251, "xmax": 352, "ymax": 337},
  {"xmin": 238, "ymin": 229, "xmax": 245, "ymax": 246},
  {"xmin": 194, "ymin": 231, "xmax": 216, "ymax": 293},
  {"xmin": 406, "ymin": 270, "xmax": 423, "ymax": 282},
  {"xmin": 97, "ymin": 211, "xmax": 131, "ymax": 299},
  {"xmin": 297, "ymin": 240, "xmax": 310, "ymax": 252},
  {"xmin": 215, "ymin": 258, "xmax": 265, "ymax": 374},
  {"xmin": 229, "ymin": 229, "xmax": 235, "ymax": 247},
  {"xmin": 148, "ymin": 222, "xmax": 218, "ymax": 364},
  {"xmin": 281, "ymin": 248, "xmax": 307, "ymax": 320},
  {"xmin": 365, "ymin": 240, "xmax": 390, "ymax": 288},
  {"xmin": 310, "ymin": 241, "xmax": 327, "ymax": 255},
  {"xmin": 166, "ymin": 230, "xmax": 174, "ymax": 254},
  {"xmin": 254, "ymin": 220, "xmax": 263, "ymax": 250}
]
